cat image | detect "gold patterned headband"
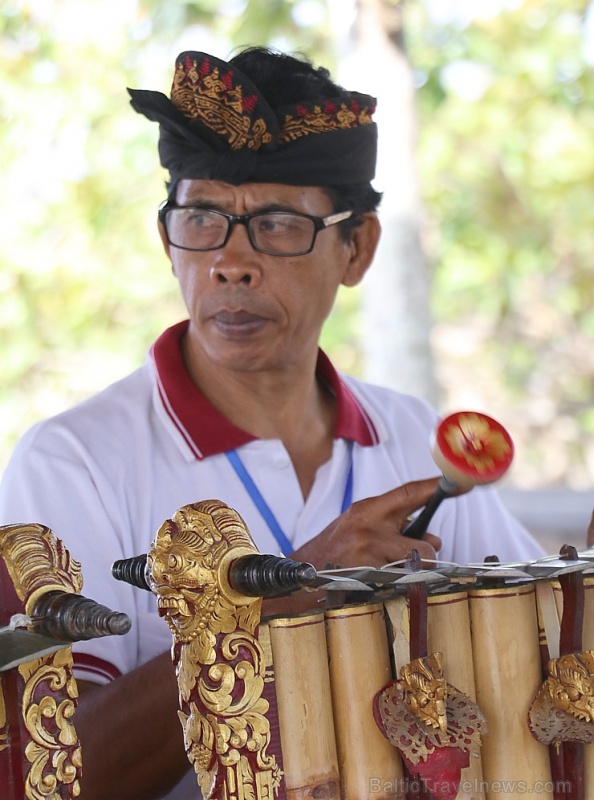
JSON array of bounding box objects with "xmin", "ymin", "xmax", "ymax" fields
[{"xmin": 129, "ymin": 50, "xmax": 378, "ymax": 186}]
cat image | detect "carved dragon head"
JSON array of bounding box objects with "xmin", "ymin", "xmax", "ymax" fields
[{"xmin": 147, "ymin": 501, "xmax": 261, "ymax": 651}]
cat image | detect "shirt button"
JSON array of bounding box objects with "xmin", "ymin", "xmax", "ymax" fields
[{"xmin": 273, "ymin": 455, "xmax": 290, "ymax": 469}]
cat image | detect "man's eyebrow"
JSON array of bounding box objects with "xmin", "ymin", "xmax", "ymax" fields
[
  {"xmin": 177, "ymin": 197, "xmax": 218, "ymax": 208},
  {"xmin": 179, "ymin": 198, "xmax": 303, "ymax": 214}
]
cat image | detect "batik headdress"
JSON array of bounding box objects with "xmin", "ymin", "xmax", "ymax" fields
[{"xmin": 128, "ymin": 51, "xmax": 377, "ymax": 186}]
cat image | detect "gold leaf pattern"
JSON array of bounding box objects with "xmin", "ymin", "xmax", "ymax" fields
[
  {"xmin": 169, "ymin": 53, "xmax": 374, "ymax": 153},
  {"xmin": 279, "ymin": 101, "xmax": 374, "ymax": 143},
  {"xmin": 171, "ymin": 57, "xmax": 272, "ymax": 151},
  {"xmin": 19, "ymin": 649, "xmax": 81, "ymax": 799},
  {"xmin": 0, "ymin": 524, "xmax": 82, "ymax": 614}
]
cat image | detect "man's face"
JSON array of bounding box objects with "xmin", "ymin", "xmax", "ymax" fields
[{"xmin": 159, "ymin": 178, "xmax": 377, "ymax": 376}]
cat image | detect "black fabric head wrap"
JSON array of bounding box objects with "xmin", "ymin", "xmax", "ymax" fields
[{"xmin": 128, "ymin": 51, "xmax": 378, "ymax": 187}]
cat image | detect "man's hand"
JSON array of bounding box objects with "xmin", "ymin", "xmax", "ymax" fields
[
  {"xmin": 587, "ymin": 510, "xmax": 594, "ymax": 548},
  {"xmin": 261, "ymin": 478, "xmax": 443, "ymax": 618},
  {"xmin": 292, "ymin": 477, "xmax": 442, "ymax": 570}
]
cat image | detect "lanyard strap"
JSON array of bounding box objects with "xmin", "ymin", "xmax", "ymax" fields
[
  {"xmin": 226, "ymin": 442, "xmax": 354, "ymax": 556},
  {"xmin": 342, "ymin": 441, "xmax": 354, "ymax": 512}
]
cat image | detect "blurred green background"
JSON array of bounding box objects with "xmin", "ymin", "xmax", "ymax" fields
[{"xmin": 2, "ymin": 0, "xmax": 594, "ymax": 501}]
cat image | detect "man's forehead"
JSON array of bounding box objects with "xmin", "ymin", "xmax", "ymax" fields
[{"xmin": 176, "ymin": 178, "xmax": 330, "ymax": 208}]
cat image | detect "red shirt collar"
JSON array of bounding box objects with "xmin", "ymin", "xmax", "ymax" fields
[{"xmin": 152, "ymin": 320, "xmax": 377, "ymax": 459}]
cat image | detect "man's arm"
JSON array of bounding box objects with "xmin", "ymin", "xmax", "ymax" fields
[{"xmin": 75, "ymin": 653, "xmax": 190, "ymax": 800}]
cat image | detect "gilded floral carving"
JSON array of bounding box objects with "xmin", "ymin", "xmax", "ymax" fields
[
  {"xmin": 19, "ymin": 648, "xmax": 81, "ymax": 799},
  {"xmin": 148, "ymin": 500, "xmax": 282, "ymax": 800}
]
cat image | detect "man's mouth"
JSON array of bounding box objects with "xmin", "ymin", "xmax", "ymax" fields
[{"xmin": 212, "ymin": 310, "xmax": 268, "ymax": 337}]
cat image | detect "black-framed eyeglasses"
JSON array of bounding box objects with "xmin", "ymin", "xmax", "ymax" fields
[{"xmin": 158, "ymin": 201, "xmax": 353, "ymax": 257}]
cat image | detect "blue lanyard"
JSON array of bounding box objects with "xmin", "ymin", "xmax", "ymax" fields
[{"xmin": 225, "ymin": 442, "xmax": 354, "ymax": 556}]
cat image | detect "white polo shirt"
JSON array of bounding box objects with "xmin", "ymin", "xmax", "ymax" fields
[{"xmin": 0, "ymin": 320, "xmax": 544, "ymax": 797}]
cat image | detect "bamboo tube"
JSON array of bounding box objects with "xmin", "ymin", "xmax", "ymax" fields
[
  {"xmin": 325, "ymin": 602, "xmax": 404, "ymax": 800},
  {"xmin": 428, "ymin": 590, "xmax": 486, "ymax": 800},
  {"xmin": 268, "ymin": 612, "xmax": 340, "ymax": 800},
  {"xmin": 469, "ymin": 584, "xmax": 553, "ymax": 800}
]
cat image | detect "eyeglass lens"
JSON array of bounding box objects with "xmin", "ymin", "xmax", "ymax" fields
[{"xmin": 165, "ymin": 209, "xmax": 317, "ymax": 255}]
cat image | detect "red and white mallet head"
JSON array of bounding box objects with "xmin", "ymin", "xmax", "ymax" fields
[{"xmin": 431, "ymin": 411, "xmax": 514, "ymax": 490}]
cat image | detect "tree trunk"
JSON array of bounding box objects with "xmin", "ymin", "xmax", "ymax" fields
[{"xmin": 329, "ymin": 0, "xmax": 438, "ymax": 406}]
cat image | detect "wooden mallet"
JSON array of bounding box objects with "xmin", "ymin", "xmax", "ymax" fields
[{"xmin": 404, "ymin": 411, "xmax": 514, "ymax": 540}]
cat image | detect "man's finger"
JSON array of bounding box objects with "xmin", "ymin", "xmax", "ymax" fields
[
  {"xmin": 367, "ymin": 476, "xmax": 441, "ymax": 518},
  {"xmin": 404, "ymin": 538, "xmax": 437, "ymax": 562},
  {"xmin": 423, "ymin": 532, "xmax": 442, "ymax": 553}
]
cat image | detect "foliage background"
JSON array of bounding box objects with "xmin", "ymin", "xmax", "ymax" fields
[{"xmin": 1, "ymin": 0, "xmax": 594, "ymax": 494}]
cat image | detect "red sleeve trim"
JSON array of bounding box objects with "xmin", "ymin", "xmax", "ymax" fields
[{"xmin": 73, "ymin": 653, "xmax": 122, "ymax": 683}]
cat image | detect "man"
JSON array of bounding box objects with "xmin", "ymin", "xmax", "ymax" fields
[{"xmin": 0, "ymin": 47, "xmax": 544, "ymax": 799}]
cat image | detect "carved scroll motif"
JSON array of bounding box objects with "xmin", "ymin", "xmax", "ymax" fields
[
  {"xmin": 0, "ymin": 524, "xmax": 83, "ymax": 612},
  {"xmin": 147, "ymin": 501, "xmax": 283, "ymax": 800},
  {"xmin": 19, "ymin": 649, "xmax": 81, "ymax": 799}
]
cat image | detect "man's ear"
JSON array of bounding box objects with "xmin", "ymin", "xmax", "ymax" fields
[
  {"xmin": 158, "ymin": 218, "xmax": 172, "ymax": 260},
  {"xmin": 341, "ymin": 213, "xmax": 381, "ymax": 287}
]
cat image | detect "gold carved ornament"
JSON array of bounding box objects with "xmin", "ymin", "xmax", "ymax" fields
[
  {"xmin": 147, "ymin": 500, "xmax": 283, "ymax": 800},
  {"xmin": 375, "ymin": 652, "xmax": 486, "ymax": 765},
  {"xmin": 529, "ymin": 650, "xmax": 594, "ymax": 746},
  {"xmin": 0, "ymin": 523, "xmax": 83, "ymax": 799},
  {"xmin": 375, "ymin": 650, "xmax": 487, "ymax": 800},
  {"xmin": 0, "ymin": 523, "xmax": 83, "ymax": 613},
  {"xmin": 400, "ymin": 653, "xmax": 448, "ymax": 733},
  {"xmin": 19, "ymin": 650, "xmax": 81, "ymax": 799}
]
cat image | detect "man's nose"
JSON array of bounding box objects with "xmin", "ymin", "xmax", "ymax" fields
[{"xmin": 209, "ymin": 222, "xmax": 263, "ymax": 286}]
